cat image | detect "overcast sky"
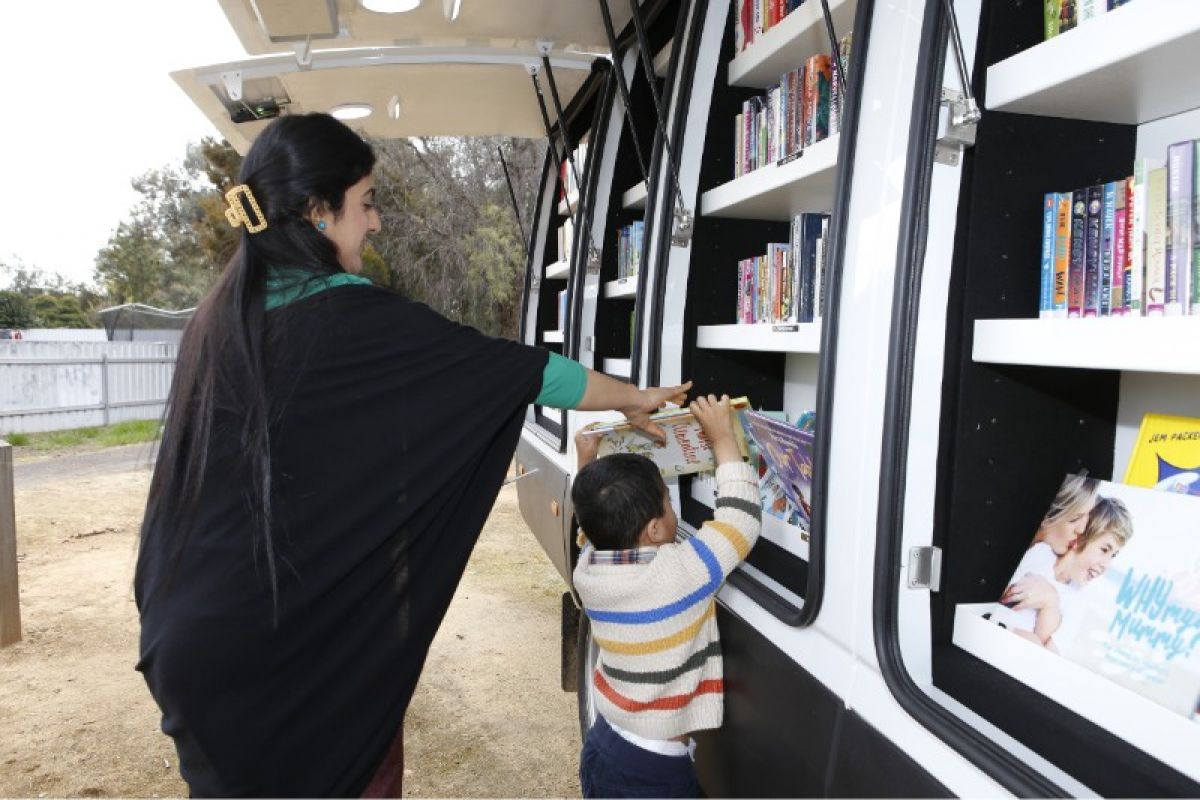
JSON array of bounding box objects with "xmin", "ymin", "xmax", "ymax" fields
[{"xmin": 0, "ymin": 1, "xmax": 248, "ymax": 286}]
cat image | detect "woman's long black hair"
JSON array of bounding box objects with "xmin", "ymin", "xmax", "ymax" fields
[{"xmin": 138, "ymin": 114, "xmax": 376, "ymax": 614}]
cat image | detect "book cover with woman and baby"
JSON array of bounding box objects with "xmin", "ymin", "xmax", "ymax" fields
[{"xmin": 992, "ymin": 472, "xmax": 1200, "ymax": 721}]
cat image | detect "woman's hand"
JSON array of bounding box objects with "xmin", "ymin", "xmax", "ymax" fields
[
  {"xmin": 619, "ymin": 381, "xmax": 692, "ymax": 441},
  {"xmin": 1001, "ymin": 575, "xmax": 1057, "ymax": 612}
]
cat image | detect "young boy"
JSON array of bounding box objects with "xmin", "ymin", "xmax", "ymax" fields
[
  {"xmin": 571, "ymin": 394, "xmax": 762, "ymax": 799},
  {"xmin": 998, "ymin": 495, "xmax": 1133, "ymax": 650}
]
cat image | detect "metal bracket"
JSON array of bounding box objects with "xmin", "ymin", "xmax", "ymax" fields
[
  {"xmin": 292, "ymin": 37, "xmax": 313, "ymax": 67},
  {"xmin": 671, "ymin": 206, "xmax": 694, "ymax": 247},
  {"xmin": 934, "ymin": 87, "xmax": 979, "ymax": 166},
  {"xmin": 584, "ymin": 335, "xmax": 596, "ymax": 353},
  {"xmin": 531, "ymin": 273, "xmax": 542, "ymax": 290},
  {"xmin": 220, "ymin": 70, "xmax": 243, "ymax": 102},
  {"xmin": 907, "ymin": 546, "xmax": 943, "ymax": 591},
  {"xmin": 586, "ymin": 244, "xmax": 602, "ymax": 274}
]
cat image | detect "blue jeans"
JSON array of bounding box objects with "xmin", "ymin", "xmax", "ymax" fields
[{"xmin": 579, "ymin": 716, "xmax": 701, "ymax": 799}]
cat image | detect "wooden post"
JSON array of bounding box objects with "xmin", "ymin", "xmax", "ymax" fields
[{"xmin": 0, "ymin": 440, "xmax": 20, "ymax": 647}]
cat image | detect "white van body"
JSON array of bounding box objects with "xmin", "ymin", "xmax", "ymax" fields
[{"xmin": 180, "ymin": 0, "xmax": 1200, "ymax": 794}]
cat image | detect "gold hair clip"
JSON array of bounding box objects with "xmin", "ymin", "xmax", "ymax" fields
[{"xmin": 224, "ymin": 184, "xmax": 268, "ymax": 234}]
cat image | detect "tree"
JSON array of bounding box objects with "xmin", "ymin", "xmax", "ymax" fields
[
  {"xmin": 28, "ymin": 294, "xmax": 89, "ymax": 328},
  {"xmin": 0, "ymin": 291, "xmax": 35, "ymax": 328}
]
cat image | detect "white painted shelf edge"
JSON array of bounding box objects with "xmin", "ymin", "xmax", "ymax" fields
[
  {"xmin": 954, "ymin": 603, "xmax": 1200, "ymax": 783},
  {"xmin": 700, "ymin": 135, "xmax": 839, "ymax": 220},
  {"xmin": 622, "ymin": 181, "xmax": 648, "ymax": 210},
  {"xmin": 727, "ymin": 0, "xmax": 855, "ymax": 89},
  {"xmin": 973, "ymin": 317, "xmax": 1200, "ymax": 375},
  {"xmin": 986, "ymin": 2, "xmax": 1200, "ymax": 125},
  {"xmin": 604, "ymin": 276, "xmax": 639, "ymax": 299},
  {"xmin": 696, "ymin": 322, "xmax": 822, "ymax": 353},
  {"xmin": 543, "ymin": 330, "xmax": 564, "ymax": 344},
  {"xmin": 544, "ymin": 259, "xmax": 570, "ymax": 280}
]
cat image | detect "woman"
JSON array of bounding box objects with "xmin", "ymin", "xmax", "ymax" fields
[{"xmin": 134, "ymin": 113, "xmax": 689, "ymax": 797}]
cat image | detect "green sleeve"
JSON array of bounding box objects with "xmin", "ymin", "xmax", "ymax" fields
[{"xmin": 535, "ymin": 352, "xmax": 588, "ymax": 409}]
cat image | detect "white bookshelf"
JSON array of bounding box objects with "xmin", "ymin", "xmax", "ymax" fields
[
  {"xmin": 603, "ymin": 357, "xmax": 631, "ymax": 378},
  {"xmin": 701, "ymin": 135, "xmax": 839, "ymax": 221},
  {"xmin": 697, "ymin": 321, "xmax": 822, "ymax": 353},
  {"xmin": 544, "ymin": 258, "xmax": 570, "ymax": 280},
  {"xmin": 986, "ymin": 2, "xmax": 1200, "ymax": 125},
  {"xmin": 954, "ymin": 603, "xmax": 1200, "ymax": 782},
  {"xmin": 622, "ymin": 181, "xmax": 648, "ymax": 210},
  {"xmin": 604, "ymin": 276, "xmax": 638, "ymax": 299},
  {"xmin": 653, "ymin": 38, "xmax": 673, "ymax": 78},
  {"xmin": 543, "ymin": 330, "xmax": 564, "ymax": 344},
  {"xmin": 972, "ymin": 317, "xmax": 1200, "ymax": 375},
  {"xmin": 727, "ymin": 0, "xmax": 856, "ymax": 89}
]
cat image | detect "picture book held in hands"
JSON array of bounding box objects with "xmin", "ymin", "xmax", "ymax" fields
[{"xmin": 580, "ymin": 397, "xmax": 753, "ymax": 476}]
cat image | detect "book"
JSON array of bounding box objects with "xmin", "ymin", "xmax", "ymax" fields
[
  {"xmin": 1082, "ymin": 184, "xmax": 1103, "ymax": 317},
  {"xmin": 740, "ymin": 409, "xmax": 815, "ymax": 525},
  {"xmin": 584, "ymin": 397, "xmax": 752, "ymax": 477},
  {"xmin": 1146, "ymin": 166, "xmax": 1169, "ymax": 315},
  {"xmin": 990, "ymin": 473, "xmax": 1200, "ymax": 720},
  {"xmin": 1194, "ymin": 140, "xmax": 1200, "ymax": 315},
  {"xmin": 1045, "ymin": 0, "xmax": 1062, "ymax": 39},
  {"xmin": 1068, "ymin": 190, "xmax": 1087, "ymax": 317},
  {"xmin": 1040, "ymin": 193, "xmax": 1056, "ymax": 318},
  {"xmin": 1166, "ymin": 141, "xmax": 1194, "ymax": 315},
  {"xmin": 1120, "ymin": 176, "xmax": 1135, "ymax": 315},
  {"xmin": 1053, "ymin": 192, "xmax": 1071, "ymax": 316},
  {"xmin": 803, "ymin": 54, "xmax": 832, "ymax": 147},
  {"xmin": 1124, "ymin": 413, "xmax": 1200, "ymax": 498},
  {"xmin": 1099, "ymin": 181, "xmax": 1116, "ymax": 316},
  {"xmin": 1111, "ymin": 180, "xmax": 1127, "ymax": 315},
  {"xmin": 1078, "ymin": 0, "xmax": 1107, "ymax": 23},
  {"xmin": 1131, "ymin": 158, "xmax": 1162, "ymax": 316},
  {"xmin": 1060, "ymin": 0, "xmax": 1078, "ymax": 31}
]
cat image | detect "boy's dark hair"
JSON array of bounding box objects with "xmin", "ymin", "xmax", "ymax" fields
[{"xmin": 572, "ymin": 454, "xmax": 667, "ymax": 551}]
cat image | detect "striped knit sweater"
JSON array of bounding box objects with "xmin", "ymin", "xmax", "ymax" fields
[{"xmin": 572, "ymin": 461, "xmax": 761, "ymax": 740}]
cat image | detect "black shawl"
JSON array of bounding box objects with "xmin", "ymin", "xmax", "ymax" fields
[{"xmin": 135, "ymin": 284, "xmax": 549, "ymax": 796}]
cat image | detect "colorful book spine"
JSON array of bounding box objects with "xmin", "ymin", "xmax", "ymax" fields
[
  {"xmin": 1122, "ymin": 176, "xmax": 1136, "ymax": 315},
  {"xmin": 1166, "ymin": 140, "xmax": 1193, "ymax": 315},
  {"xmin": 1146, "ymin": 166, "xmax": 1168, "ymax": 315},
  {"xmin": 1193, "ymin": 140, "xmax": 1200, "ymax": 315},
  {"xmin": 1068, "ymin": 190, "xmax": 1087, "ymax": 317},
  {"xmin": 816, "ymin": 216, "xmax": 830, "ymax": 319},
  {"xmin": 1082, "ymin": 184, "xmax": 1103, "ymax": 317},
  {"xmin": 1053, "ymin": 192, "xmax": 1071, "ymax": 316},
  {"xmin": 1040, "ymin": 193, "xmax": 1056, "ymax": 318},
  {"xmin": 1045, "ymin": 0, "xmax": 1062, "ymax": 39},
  {"xmin": 1078, "ymin": 0, "xmax": 1107, "ymax": 23},
  {"xmin": 1111, "ymin": 181, "xmax": 1127, "ymax": 315},
  {"xmin": 1130, "ymin": 158, "xmax": 1160, "ymax": 316},
  {"xmin": 1099, "ymin": 180, "xmax": 1116, "ymax": 316},
  {"xmin": 803, "ymin": 54, "xmax": 832, "ymax": 147},
  {"xmin": 1060, "ymin": 0, "xmax": 1078, "ymax": 31}
]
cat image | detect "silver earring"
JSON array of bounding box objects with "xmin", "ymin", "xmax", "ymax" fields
[{"xmin": 316, "ymin": 220, "xmax": 327, "ymax": 231}]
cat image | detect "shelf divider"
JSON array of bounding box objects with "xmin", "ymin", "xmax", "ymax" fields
[
  {"xmin": 604, "ymin": 276, "xmax": 639, "ymax": 299},
  {"xmin": 697, "ymin": 322, "xmax": 822, "ymax": 353},
  {"xmin": 701, "ymin": 136, "xmax": 839, "ymax": 221},
  {"xmin": 973, "ymin": 317, "xmax": 1200, "ymax": 375}
]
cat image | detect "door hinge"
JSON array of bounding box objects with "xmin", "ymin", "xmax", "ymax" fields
[
  {"xmin": 907, "ymin": 546, "xmax": 943, "ymax": 592},
  {"xmin": 934, "ymin": 88, "xmax": 979, "ymax": 167},
  {"xmin": 671, "ymin": 206, "xmax": 694, "ymax": 247}
]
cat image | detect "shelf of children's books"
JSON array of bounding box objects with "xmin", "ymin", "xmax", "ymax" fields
[
  {"xmin": 701, "ymin": 135, "xmax": 838, "ymax": 221},
  {"xmin": 557, "ymin": 192, "xmax": 579, "ymax": 217},
  {"xmin": 603, "ymin": 276, "xmax": 639, "ymax": 299},
  {"xmin": 653, "ymin": 38, "xmax": 673, "ymax": 78},
  {"xmin": 973, "ymin": 317, "xmax": 1200, "ymax": 375},
  {"xmin": 603, "ymin": 358, "xmax": 631, "ymax": 378},
  {"xmin": 543, "ymin": 330, "xmax": 564, "ymax": 344},
  {"xmin": 987, "ymin": 2, "xmax": 1200, "ymax": 125},
  {"xmin": 544, "ymin": 259, "xmax": 570, "ymax": 280},
  {"xmin": 690, "ymin": 474, "xmax": 810, "ymax": 560},
  {"xmin": 727, "ymin": 0, "xmax": 856, "ymax": 89},
  {"xmin": 696, "ymin": 322, "xmax": 822, "ymax": 353},
  {"xmin": 622, "ymin": 181, "xmax": 648, "ymax": 211},
  {"xmin": 953, "ymin": 602, "xmax": 1200, "ymax": 782}
]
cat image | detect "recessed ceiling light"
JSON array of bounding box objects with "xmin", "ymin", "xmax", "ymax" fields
[
  {"xmin": 361, "ymin": 0, "xmax": 421, "ymax": 12},
  {"xmin": 330, "ymin": 103, "xmax": 373, "ymax": 120}
]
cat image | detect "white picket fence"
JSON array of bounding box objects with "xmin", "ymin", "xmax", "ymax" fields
[{"xmin": 0, "ymin": 341, "xmax": 177, "ymax": 434}]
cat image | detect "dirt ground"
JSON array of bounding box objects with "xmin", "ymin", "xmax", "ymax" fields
[{"xmin": 0, "ymin": 444, "xmax": 580, "ymax": 798}]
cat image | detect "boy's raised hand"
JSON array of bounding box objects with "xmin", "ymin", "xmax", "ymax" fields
[
  {"xmin": 689, "ymin": 394, "xmax": 742, "ymax": 466},
  {"xmin": 574, "ymin": 422, "xmax": 603, "ymax": 470}
]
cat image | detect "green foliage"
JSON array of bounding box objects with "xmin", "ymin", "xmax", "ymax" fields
[
  {"xmin": 3, "ymin": 419, "xmax": 159, "ymax": 452},
  {"xmin": 0, "ymin": 290, "xmax": 35, "ymax": 328},
  {"xmin": 93, "ymin": 138, "xmax": 243, "ymax": 310},
  {"xmin": 28, "ymin": 294, "xmax": 89, "ymax": 328}
]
